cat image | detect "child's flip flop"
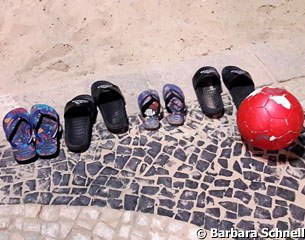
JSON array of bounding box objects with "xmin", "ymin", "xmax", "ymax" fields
[
  {"xmin": 91, "ymin": 81, "xmax": 129, "ymax": 134},
  {"xmin": 163, "ymin": 84, "xmax": 186, "ymax": 126},
  {"xmin": 222, "ymin": 66, "xmax": 255, "ymax": 109},
  {"xmin": 3, "ymin": 108, "xmax": 36, "ymax": 162},
  {"xmin": 138, "ymin": 90, "xmax": 162, "ymax": 130},
  {"xmin": 64, "ymin": 95, "xmax": 97, "ymax": 153},
  {"xmin": 192, "ymin": 66, "xmax": 224, "ymax": 118},
  {"xmin": 30, "ymin": 104, "xmax": 60, "ymax": 157}
]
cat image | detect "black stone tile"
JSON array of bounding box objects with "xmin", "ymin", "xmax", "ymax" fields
[
  {"xmin": 72, "ymin": 175, "xmax": 86, "ymax": 186},
  {"xmin": 218, "ymin": 158, "xmax": 228, "ymax": 168},
  {"xmin": 276, "ymin": 187, "xmax": 295, "ymax": 202},
  {"xmin": 108, "ymin": 199, "xmax": 123, "ymax": 209},
  {"xmin": 178, "ymin": 139, "xmax": 187, "ymax": 147},
  {"xmin": 53, "ymin": 188, "xmax": 70, "ymax": 194},
  {"xmin": 200, "ymin": 183, "xmax": 209, "ymax": 191},
  {"xmin": 219, "ymin": 169, "xmax": 233, "ymax": 177},
  {"xmin": 139, "ymin": 136, "xmax": 148, "ymax": 146},
  {"xmin": 254, "ymin": 206, "xmax": 271, "ymax": 219},
  {"xmin": 221, "ymin": 138, "xmax": 234, "ymax": 148},
  {"xmin": 159, "ymin": 199, "xmax": 175, "ymax": 209},
  {"xmin": 174, "ymin": 148, "xmax": 187, "ymax": 162},
  {"xmin": 177, "ymin": 200, "xmax": 194, "ymax": 210},
  {"xmin": 139, "ymin": 163, "xmax": 147, "ymax": 174},
  {"xmin": 249, "ymin": 182, "xmax": 266, "ymax": 191},
  {"xmin": 70, "ymin": 195, "xmax": 90, "ymax": 206},
  {"xmin": 191, "ymin": 211, "xmax": 205, "ymax": 226},
  {"xmin": 275, "ymin": 199, "xmax": 287, "ymax": 206},
  {"xmin": 192, "ymin": 171, "xmax": 202, "ymax": 180},
  {"xmin": 160, "ymin": 188, "xmax": 175, "ymax": 199},
  {"xmin": 200, "ymin": 150, "xmax": 216, "ymax": 162},
  {"xmin": 52, "ymin": 196, "xmax": 73, "ymax": 205},
  {"xmin": 141, "ymin": 186, "xmax": 159, "ymax": 195},
  {"xmin": 137, "ymin": 195, "xmax": 155, "ymax": 213},
  {"xmin": 251, "ymin": 158, "xmax": 264, "ymax": 172},
  {"xmin": 180, "ymin": 190, "xmax": 198, "ymax": 201},
  {"xmin": 276, "ymin": 220, "xmax": 288, "ymax": 230},
  {"xmin": 224, "ymin": 188, "xmax": 233, "ymax": 198},
  {"xmin": 197, "ymin": 140, "xmax": 204, "ymax": 147},
  {"xmin": 119, "ymin": 136, "xmax": 132, "ymax": 145},
  {"xmin": 71, "ymin": 188, "xmax": 87, "ymax": 195},
  {"xmin": 188, "ymin": 153, "xmax": 198, "ymax": 165},
  {"xmin": 175, "ymin": 210, "xmax": 191, "ymax": 222},
  {"xmin": 92, "ymin": 199, "xmax": 107, "ymax": 207},
  {"xmin": 101, "ymin": 167, "xmax": 119, "ymax": 175},
  {"xmin": 92, "ymin": 176, "xmax": 108, "ymax": 185},
  {"xmin": 220, "ymin": 149, "xmax": 232, "ymax": 158},
  {"xmin": 233, "ymin": 142, "xmax": 243, "ymax": 156},
  {"xmin": 114, "ymin": 156, "xmax": 129, "ymax": 169},
  {"xmin": 220, "ymin": 201, "xmax": 237, "ymax": 212},
  {"xmin": 144, "ymin": 166, "xmax": 156, "ymax": 176},
  {"xmin": 233, "ymin": 161, "xmax": 242, "ymax": 174},
  {"xmin": 243, "ymin": 171, "xmax": 261, "ymax": 181},
  {"xmin": 124, "ymin": 195, "xmax": 138, "ymax": 210},
  {"xmin": 157, "ymin": 207, "xmax": 175, "ymax": 218},
  {"xmin": 147, "ymin": 141, "xmax": 161, "ymax": 158},
  {"xmin": 130, "ymin": 182, "xmax": 139, "ymax": 194},
  {"xmin": 234, "ymin": 191, "xmax": 251, "ymax": 204},
  {"xmin": 163, "ymin": 146, "xmax": 176, "ymax": 155},
  {"xmin": 126, "ymin": 157, "xmax": 141, "ymax": 172},
  {"xmin": 280, "ymin": 176, "xmax": 299, "ymax": 190},
  {"xmin": 289, "ymin": 217, "xmax": 304, "ymax": 230},
  {"xmin": 155, "ymin": 154, "xmax": 170, "ymax": 167},
  {"xmin": 205, "ymin": 144, "xmax": 217, "ymax": 153},
  {"xmin": 203, "ymin": 175, "xmax": 214, "ymax": 183},
  {"xmin": 133, "ymin": 148, "xmax": 146, "ymax": 157},
  {"xmin": 236, "ymin": 220, "xmax": 255, "ymax": 230},
  {"xmin": 204, "ymin": 215, "xmax": 220, "ymax": 230},
  {"xmin": 87, "ymin": 162, "xmax": 103, "ymax": 176},
  {"xmin": 254, "ymin": 192, "xmax": 272, "ymax": 208},
  {"xmin": 157, "ymin": 177, "xmax": 172, "ymax": 188},
  {"xmin": 225, "ymin": 211, "xmax": 237, "ymax": 219},
  {"xmin": 289, "ymin": 204, "xmax": 305, "ymax": 221},
  {"xmin": 264, "ymin": 176, "xmax": 279, "ymax": 184},
  {"xmin": 240, "ymin": 157, "xmax": 251, "ymax": 169},
  {"xmin": 185, "ymin": 179, "xmax": 198, "ymax": 189},
  {"xmin": 174, "ymin": 172, "xmax": 189, "ymax": 179},
  {"xmin": 173, "ymin": 181, "xmax": 184, "ymax": 189},
  {"xmin": 155, "ymin": 167, "xmax": 169, "ymax": 175},
  {"xmin": 117, "ymin": 146, "xmax": 132, "ymax": 155},
  {"xmin": 288, "ymin": 157, "xmax": 305, "ymax": 168},
  {"xmin": 206, "ymin": 208, "xmax": 220, "ymax": 218},
  {"xmin": 238, "ymin": 204, "xmax": 253, "ymax": 217},
  {"xmin": 219, "ymin": 220, "xmax": 235, "ymax": 231},
  {"xmin": 196, "ymin": 192, "xmax": 205, "ymax": 208},
  {"xmin": 214, "ymin": 179, "xmax": 230, "ymax": 187},
  {"xmin": 107, "ymin": 177, "xmax": 129, "ymax": 189},
  {"xmin": 73, "ymin": 162, "xmax": 86, "ymax": 176},
  {"xmin": 272, "ymin": 206, "xmax": 288, "ymax": 218},
  {"xmin": 103, "ymin": 153, "xmax": 115, "ymax": 164},
  {"xmin": 37, "ymin": 168, "xmax": 51, "ymax": 179},
  {"xmin": 209, "ymin": 190, "xmax": 225, "ymax": 198},
  {"xmin": 23, "ymin": 192, "xmax": 39, "ymax": 203},
  {"xmin": 233, "ymin": 178, "xmax": 248, "ymax": 190},
  {"xmin": 108, "ymin": 189, "xmax": 121, "ymax": 198},
  {"xmin": 177, "ymin": 164, "xmax": 192, "ymax": 172}
]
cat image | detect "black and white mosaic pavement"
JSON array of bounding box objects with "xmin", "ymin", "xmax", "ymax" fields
[{"xmin": 1, "ymin": 94, "xmax": 305, "ymax": 238}]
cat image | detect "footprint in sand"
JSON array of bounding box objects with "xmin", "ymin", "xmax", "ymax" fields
[{"xmin": 257, "ymin": 4, "xmax": 276, "ymax": 14}]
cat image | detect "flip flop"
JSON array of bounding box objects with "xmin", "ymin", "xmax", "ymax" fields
[
  {"xmin": 30, "ymin": 104, "xmax": 60, "ymax": 157},
  {"xmin": 64, "ymin": 95, "xmax": 97, "ymax": 153},
  {"xmin": 91, "ymin": 81, "xmax": 129, "ymax": 133},
  {"xmin": 192, "ymin": 66, "xmax": 224, "ymax": 117},
  {"xmin": 222, "ymin": 66, "xmax": 255, "ymax": 109},
  {"xmin": 138, "ymin": 90, "xmax": 162, "ymax": 130},
  {"xmin": 163, "ymin": 84, "xmax": 186, "ymax": 126},
  {"xmin": 3, "ymin": 108, "xmax": 36, "ymax": 162}
]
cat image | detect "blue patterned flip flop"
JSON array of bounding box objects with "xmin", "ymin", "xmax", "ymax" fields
[
  {"xmin": 2, "ymin": 108, "xmax": 36, "ymax": 162},
  {"xmin": 30, "ymin": 104, "xmax": 60, "ymax": 157},
  {"xmin": 163, "ymin": 84, "xmax": 186, "ymax": 126},
  {"xmin": 138, "ymin": 90, "xmax": 162, "ymax": 130}
]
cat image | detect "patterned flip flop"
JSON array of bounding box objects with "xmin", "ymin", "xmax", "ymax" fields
[
  {"xmin": 163, "ymin": 84, "xmax": 186, "ymax": 126},
  {"xmin": 30, "ymin": 104, "xmax": 60, "ymax": 157},
  {"xmin": 138, "ymin": 90, "xmax": 162, "ymax": 130},
  {"xmin": 2, "ymin": 108, "xmax": 36, "ymax": 162}
]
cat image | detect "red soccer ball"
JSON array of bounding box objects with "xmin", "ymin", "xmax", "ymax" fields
[{"xmin": 237, "ymin": 87, "xmax": 304, "ymax": 150}]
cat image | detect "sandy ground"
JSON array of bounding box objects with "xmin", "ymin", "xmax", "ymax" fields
[{"xmin": 0, "ymin": 0, "xmax": 304, "ymax": 118}]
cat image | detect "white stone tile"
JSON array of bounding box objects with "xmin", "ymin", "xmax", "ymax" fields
[
  {"xmin": 39, "ymin": 206, "xmax": 60, "ymax": 222},
  {"xmin": 121, "ymin": 211, "xmax": 134, "ymax": 224},
  {"xmin": 59, "ymin": 206, "xmax": 81, "ymax": 221},
  {"xmin": 22, "ymin": 218, "xmax": 41, "ymax": 232},
  {"xmin": 24, "ymin": 205, "xmax": 42, "ymax": 218},
  {"xmin": 8, "ymin": 218, "xmax": 23, "ymax": 231},
  {"xmin": 93, "ymin": 222, "xmax": 115, "ymax": 240},
  {"xmin": 67, "ymin": 230, "xmax": 92, "ymax": 240},
  {"xmin": 135, "ymin": 214, "xmax": 151, "ymax": 227},
  {"xmin": 0, "ymin": 217, "xmax": 10, "ymax": 230},
  {"xmin": 41, "ymin": 222, "xmax": 60, "ymax": 238},
  {"xmin": 118, "ymin": 225, "xmax": 131, "ymax": 239},
  {"xmin": 78, "ymin": 208, "xmax": 100, "ymax": 221},
  {"xmin": 58, "ymin": 220, "xmax": 74, "ymax": 239}
]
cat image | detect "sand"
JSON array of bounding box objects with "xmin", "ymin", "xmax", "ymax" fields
[{"xmin": 0, "ymin": 0, "xmax": 304, "ymax": 115}]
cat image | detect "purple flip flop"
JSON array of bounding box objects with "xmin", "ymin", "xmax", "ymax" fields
[
  {"xmin": 3, "ymin": 108, "xmax": 36, "ymax": 162},
  {"xmin": 163, "ymin": 84, "xmax": 186, "ymax": 126}
]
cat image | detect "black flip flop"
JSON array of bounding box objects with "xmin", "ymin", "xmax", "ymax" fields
[
  {"xmin": 222, "ymin": 66, "xmax": 255, "ymax": 109},
  {"xmin": 64, "ymin": 95, "xmax": 97, "ymax": 152},
  {"xmin": 91, "ymin": 81, "xmax": 129, "ymax": 133},
  {"xmin": 192, "ymin": 66, "xmax": 224, "ymax": 117}
]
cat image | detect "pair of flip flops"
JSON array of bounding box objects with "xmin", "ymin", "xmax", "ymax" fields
[
  {"xmin": 138, "ymin": 84, "xmax": 186, "ymax": 130},
  {"xmin": 193, "ymin": 66, "xmax": 255, "ymax": 117},
  {"xmin": 64, "ymin": 81, "xmax": 128, "ymax": 153},
  {"xmin": 3, "ymin": 104, "xmax": 60, "ymax": 163}
]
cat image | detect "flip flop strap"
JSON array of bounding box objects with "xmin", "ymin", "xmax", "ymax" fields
[
  {"xmin": 164, "ymin": 90, "xmax": 185, "ymax": 113},
  {"xmin": 3, "ymin": 112, "xmax": 31, "ymax": 143},
  {"xmin": 138, "ymin": 90, "xmax": 161, "ymax": 117},
  {"xmin": 64, "ymin": 99, "xmax": 96, "ymax": 121},
  {"xmin": 95, "ymin": 83, "xmax": 126, "ymax": 105}
]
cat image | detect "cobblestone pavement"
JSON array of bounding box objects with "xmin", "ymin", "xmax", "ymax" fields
[{"xmin": 0, "ymin": 76, "xmax": 305, "ymax": 239}]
